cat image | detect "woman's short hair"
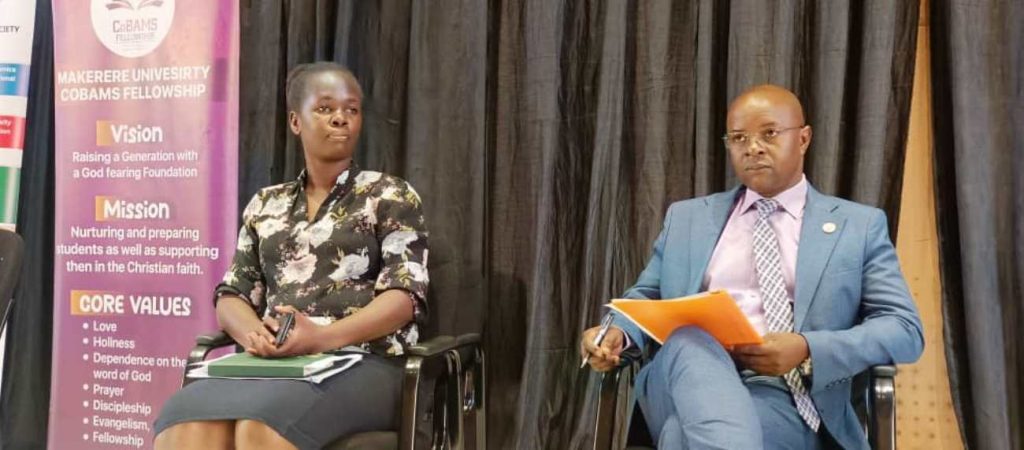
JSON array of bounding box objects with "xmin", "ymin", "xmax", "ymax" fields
[{"xmin": 284, "ymin": 61, "xmax": 363, "ymax": 113}]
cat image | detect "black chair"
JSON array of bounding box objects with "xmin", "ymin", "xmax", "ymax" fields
[
  {"xmin": 0, "ymin": 229, "xmax": 25, "ymax": 334},
  {"xmin": 184, "ymin": 330, "xmax": 485, "ymax": 450},
  {"xmin": 592, "ymin": 360, "xmax": 897, "ymax": 450}
]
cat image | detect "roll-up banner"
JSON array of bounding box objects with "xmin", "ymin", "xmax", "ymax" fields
[{"xmin": 49, "ymin": 1, "xmax": 239, "ymax": 448}]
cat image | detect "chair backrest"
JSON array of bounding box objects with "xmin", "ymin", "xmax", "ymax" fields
[{"xmin": 0, "ymin": 230, "xmax": 25, "ymax": 334}]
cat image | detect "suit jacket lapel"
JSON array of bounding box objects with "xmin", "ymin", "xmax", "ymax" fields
[
  {"xmin": 794, "ymin": 186, "xmax": 844, "ymax": 331},
  {"xmin": 687, "ymin": 186, "xmax": 742, "ymax": 293}
]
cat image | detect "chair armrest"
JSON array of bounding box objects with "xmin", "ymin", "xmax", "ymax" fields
[
  {"xmin": 196, "ymin": 330, "xmax": 234, "ymax": 347},
  {"xmin": 399, "ymin": 334, "xmax": 483, "ymax": 450},
  {"xmin": 181, "ymin": 330, "xmax": 237, "ymax": 388},
  {"xmin": 405, "ymin": 334, "xmax": 483, "ymax": 381},
  {"xmin": 187, "ymin": 330, "xmax": 235, "ymax": 368},
  {"xmin": 397, "ymin": 334, "xmax": 481, "ymax": 450},
  {"xmin": 871, "ymin": 364, "xmax": 897, "ymax": 378},
  {"xmin": 406, "ymin": 336, "xmax": 458, "ymax": 357},
  {"xmin": 869, "ymin": 364, "xmax": 897, "ymax": 450},
  {"xmin": 406, "ymin": 333, "xmax": 480, "ymax": 358}
]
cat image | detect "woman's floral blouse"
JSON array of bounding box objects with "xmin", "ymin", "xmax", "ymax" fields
[{"xmin": 215, "ymin": 164, "xmax": 429, "ymax": 356}]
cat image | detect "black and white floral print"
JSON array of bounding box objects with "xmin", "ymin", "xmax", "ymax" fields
[{"xmin": 216, "ymin": 164, "xmax": 429, "ymax": 356}]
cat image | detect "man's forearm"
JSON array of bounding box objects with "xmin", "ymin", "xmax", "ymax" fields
[{"xmin": 802, "ymin": 315, "xmax": 923, "ymax": 394}]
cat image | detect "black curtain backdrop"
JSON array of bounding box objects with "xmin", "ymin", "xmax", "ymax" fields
[
  {"xmin": 1, "ymin": 1, "xmax": 921, "ymax": 449},
  {"xmin": 931, "ymin": 1, "xmax": 1024, "ymax": 449}
]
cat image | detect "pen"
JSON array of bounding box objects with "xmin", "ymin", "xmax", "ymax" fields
[{"xmin": 580, "ymin": 314, "xmax": 615, "ymax": 369}]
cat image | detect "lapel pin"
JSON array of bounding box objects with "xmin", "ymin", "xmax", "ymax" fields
[{"xmin": 822, "ymin": 222, "xmax": 837, "ymax": 234}]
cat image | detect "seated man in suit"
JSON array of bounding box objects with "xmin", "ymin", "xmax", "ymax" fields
[{"xmin": 580, "ymin": 84, "xmax": 924, "ymax": 449}]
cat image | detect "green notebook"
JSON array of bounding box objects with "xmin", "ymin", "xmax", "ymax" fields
[{"xmin": 206, "ymin": 352, "xmax": 337, "ymax": 378}]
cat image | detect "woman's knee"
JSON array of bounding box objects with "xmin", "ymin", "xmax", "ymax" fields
[
  {"xmin": 155, "ymin": 420, "xmax": 233, "ymax": 450},
  {"xmin": 235, "ymin": 419, "xmax": 297, "ymax": 450}
]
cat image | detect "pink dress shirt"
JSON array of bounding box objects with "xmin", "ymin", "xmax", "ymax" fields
[{"xmin": 701, "ymin": 175, "xmax": 808, "ymax": 336}]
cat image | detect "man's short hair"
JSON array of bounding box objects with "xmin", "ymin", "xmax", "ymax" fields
[{"xmin": 284, "ymin": 61, "xmax": 363, "ymax": 113}]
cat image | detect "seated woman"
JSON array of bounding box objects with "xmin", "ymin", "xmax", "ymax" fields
[{"xmin": 154, "ymin": 62, "xmax": 429, "ymax": 450}]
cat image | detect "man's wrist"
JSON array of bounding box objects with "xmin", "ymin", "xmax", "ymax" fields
[
  {"xmin": 613, "ymin": 326, "xmax": 631, "ymax": 350},
  {"xmin": 797, "ymin": 333, "xmax": 812, "ymax": 377}
]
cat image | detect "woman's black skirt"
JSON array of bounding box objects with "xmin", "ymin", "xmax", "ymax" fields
[{"xmin": 154, "ymin": 353, "xmax": 403, "ymax": 450}]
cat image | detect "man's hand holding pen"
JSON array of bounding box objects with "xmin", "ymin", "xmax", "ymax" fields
[{"xmin": 580, "ymin": 321, "xmax": 626, "ymax": 372}]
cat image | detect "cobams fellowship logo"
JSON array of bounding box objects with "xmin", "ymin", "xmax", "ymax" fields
[{"xmin": 90, "ymin": 0, "xmax": 175, "ymax": 58}]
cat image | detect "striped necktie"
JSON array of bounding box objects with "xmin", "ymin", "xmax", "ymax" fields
[{"xmin": 752, "ymin": 198, "xmax": 821, "ymax": 431}]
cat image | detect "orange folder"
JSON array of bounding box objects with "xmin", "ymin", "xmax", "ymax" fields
[{"xmin": 606, "ymin": 290, "xmax": 763, "ymax": 347}]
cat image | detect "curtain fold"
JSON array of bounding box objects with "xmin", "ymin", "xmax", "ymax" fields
[
  {"xmin": 931, "ymin": 1, "xmax": 1024, "ymax": 449},
  {"xmin": 1, "ymin": 1, "xmax": 920, "ymax": 448}
]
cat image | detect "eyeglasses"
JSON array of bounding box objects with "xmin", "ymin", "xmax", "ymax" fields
[{"xmin": 721, "ymin": 126, "xmax": 805, "ymax": 149}]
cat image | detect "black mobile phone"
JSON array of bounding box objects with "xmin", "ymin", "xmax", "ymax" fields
[{"xmin": 274, "ymin": 312, "xmax": 295, "ymax": 347}]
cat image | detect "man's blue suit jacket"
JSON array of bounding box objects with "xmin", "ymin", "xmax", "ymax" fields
[{"xmin": 611, "ymin": 184, "xmax": 924, "ymax": 450}]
